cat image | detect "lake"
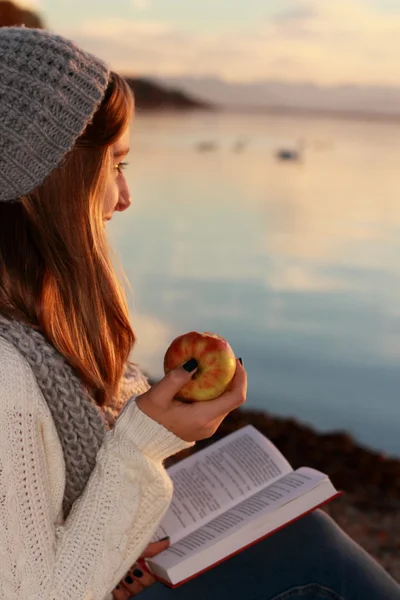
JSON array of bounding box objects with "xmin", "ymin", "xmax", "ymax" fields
[{"xmin": 108, "ymin": 109, "xmax": 400, "ymax": 457}]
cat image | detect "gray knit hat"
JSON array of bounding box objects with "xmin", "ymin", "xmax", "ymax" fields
[{"xmin": 0, "ymin": 26, "xmax": 111, "ymax": 203}]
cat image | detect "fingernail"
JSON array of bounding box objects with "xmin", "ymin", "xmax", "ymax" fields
[
  {"xmin": 133, "ymin": 568, "xmax": 143, "ymax": 578},
  {"xmin": 238, "ymin": 357, "xmax": 243, "ymax": 366},
  {"xmin": 116, "ymin": 584, "xmax": 120, "ymax": 589},
  {"xmin": 160, "ymin": 536, "xmax": 170, "ymax": 541},
  {"xmin": 125, "ymin": 575, "xmax": 134, "ymax": 584},
  {"xmin": 183, "ymin": 358, "xmax": 198, "ymax": 372}
]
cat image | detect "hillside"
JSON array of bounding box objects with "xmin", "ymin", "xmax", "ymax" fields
[{"xmin": 124, "ymin": 77, "xmax": 211, "ymax": 111}]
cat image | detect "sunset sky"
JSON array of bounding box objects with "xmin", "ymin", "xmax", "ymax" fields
[{"xmin": 17, "ymin": 0, "xmax": 400, "ymax": 86}]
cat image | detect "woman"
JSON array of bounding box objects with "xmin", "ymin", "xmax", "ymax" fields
[{"xmin": 0, "ymin": 26, "xmax": 398, "ymax": 600}]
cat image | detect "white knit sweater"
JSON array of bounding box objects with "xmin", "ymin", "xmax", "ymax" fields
[{"xmin": 0, "ymin": 336, "xmax": 193, "ymax": 600}]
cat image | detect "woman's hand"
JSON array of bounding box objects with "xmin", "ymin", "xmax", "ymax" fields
[
  {"xmin": 113, "ymin": 358, "xmax": 247, "ymax": 597},
  {"xmin": 112, "ymin": 539, "xmax": 170, "ymax": 599},
  {"xmin": 136, "ymin": 358, "xmax": 247, "ymax": 442}
]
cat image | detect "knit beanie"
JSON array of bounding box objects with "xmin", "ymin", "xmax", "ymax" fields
[{"xmin": 0, "ymin": 26, "xmax": 111, "ymax": 203}]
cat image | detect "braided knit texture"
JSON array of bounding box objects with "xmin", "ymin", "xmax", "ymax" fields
[
  {"xmin": 0, "ymin": 315, "xmax": 151, "ymax": 518},
  {"xmin": 0, "ymin": 331, "xmax": 192, "ymax": 598},
  {"xmin": 0, "ymin": 315, "xmax": 107, "ymax": 517},
  {"xmin": 0, "ymin": 26, "xmax": 110, "ymax": 202}
]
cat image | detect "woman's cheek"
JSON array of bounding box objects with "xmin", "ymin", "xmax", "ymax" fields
[{"xmin": 103, "ymin": 182, "xmax": 118, "ymax": 216}]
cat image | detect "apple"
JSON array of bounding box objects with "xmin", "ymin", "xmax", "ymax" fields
[{"xmin": 163, "ymin": 331, "xmax": 237, "ymax": 401}]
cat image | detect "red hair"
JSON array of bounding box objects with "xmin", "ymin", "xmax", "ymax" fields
[{"xmin": 0, "ymin": 72, "xmax": 135, "ymax": 407}]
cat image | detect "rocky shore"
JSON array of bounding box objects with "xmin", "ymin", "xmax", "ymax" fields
[{"xmin": 165, "ymin": 408, "xmax": 400, "ymax": 583}]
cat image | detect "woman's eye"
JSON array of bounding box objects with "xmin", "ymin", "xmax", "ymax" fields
[{"xmin": 116, "ymin": 161, "xmax": 129, "ymax": 174}]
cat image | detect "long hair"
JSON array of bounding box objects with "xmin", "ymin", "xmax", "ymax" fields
[{"xmin": 0, "ymin": 72, "xmax": 135, "ymax": 407}]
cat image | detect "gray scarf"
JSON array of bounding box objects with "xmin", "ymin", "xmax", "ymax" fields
[{"xmin": 0, "ymin": 314, "xmax": 148, "ymax": 519}]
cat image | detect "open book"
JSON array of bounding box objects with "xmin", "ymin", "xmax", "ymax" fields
[{"xmin": 146, "ymin": 424, "xmax": 341, "ymax": 588}]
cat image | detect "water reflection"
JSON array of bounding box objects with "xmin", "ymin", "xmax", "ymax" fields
[{"xmin": 109, "ymin": 111, "xmax": 400, "ymax": 455}]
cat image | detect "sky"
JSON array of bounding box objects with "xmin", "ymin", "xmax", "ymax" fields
[{"xmin": 16, "ymin": 0, "xmax": 400, "ymax": 87}]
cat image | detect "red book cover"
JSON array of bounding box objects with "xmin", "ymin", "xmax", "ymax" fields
[{"xmin": 149, "ymin": 491, "xmax": 343, "ymax": 589}]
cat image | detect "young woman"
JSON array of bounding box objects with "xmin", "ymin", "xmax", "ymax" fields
[{"xmin": 0, "ymin": 26, "xmax": 398, "ymax": 600}]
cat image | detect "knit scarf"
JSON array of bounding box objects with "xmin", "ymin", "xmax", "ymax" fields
[{"xmin": 0, "ymin": 315, "xmax": 149, "ymax": 519}]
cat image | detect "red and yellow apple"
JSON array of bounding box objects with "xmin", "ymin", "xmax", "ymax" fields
[{"xmin": 163, "ymin": 331, "xmax": 237, "ymax": 401}]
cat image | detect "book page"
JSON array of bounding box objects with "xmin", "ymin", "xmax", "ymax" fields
[
  {"xmin": 150, "ymin": 467, "xmax": 330, "ymax": 571},
  {"xmin": 153, "ymin": 425, "xmax": 292, "ymax": 544}
]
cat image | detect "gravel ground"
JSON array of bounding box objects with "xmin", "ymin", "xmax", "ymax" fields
[{"xmin": 322, "ymin": 494, "xmax": 400, "ymax": 583}]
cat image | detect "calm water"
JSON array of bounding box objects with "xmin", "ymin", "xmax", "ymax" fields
[{"xmin": 108, "ymin": 110, "xmax": 400, "ymax": 457}]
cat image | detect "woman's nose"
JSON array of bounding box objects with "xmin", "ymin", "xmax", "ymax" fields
[{"xmin": 116, "ymin": 186, "xmax": 132, "ymax": 212}]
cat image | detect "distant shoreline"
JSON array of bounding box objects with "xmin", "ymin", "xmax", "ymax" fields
[
  {"xmin": 135, "ymin": 99, "xmax": 400, "ymax": 125},
  {"xmin": 220, "ymin": 104, "xmax": 400, "ymax": 124},
  {"xmin": 124, "ymin": 76, "xmax": 400, "ymax": 124}
]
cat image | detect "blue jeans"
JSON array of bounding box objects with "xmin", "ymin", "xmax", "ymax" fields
[{"xmin": 137, "ymin": 510, "xmax": 400, "ymax": 599}]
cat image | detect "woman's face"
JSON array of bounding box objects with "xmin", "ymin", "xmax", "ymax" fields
[{"xmin": 103, "ymin": 126, "xmax": 132, "ymax": 223}]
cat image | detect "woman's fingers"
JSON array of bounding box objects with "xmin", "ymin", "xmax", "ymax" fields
[
  {"xmin": 118, "ymin": 562, "xmax": 157, "ymax": 596},
  {"xmin": 140, "ymin": 538, "xmax": 169, "ymax": 558},
  {"xmin": 135, "ymin": 358, "xmax": 247, "ymax": 442},
  {"xmin": 129, "ymin": 564, "xmax": 157, "ymax": 588},
  {"xmin": 120, "ymin": 575, "xmax": 144, "ymax": 597},
  {"xmin": 113, "ymin": 557, "xmax": 159, "ymax": 598},
  {"xmin": 112, "ymin": 584, "xmax": 132, "ymax": 599},
  {"xmin": 147, "ymin": 361, "xmax": 198, "ymax": 406}
]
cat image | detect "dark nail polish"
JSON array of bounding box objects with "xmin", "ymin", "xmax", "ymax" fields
[
  {"xmin": 160, "ymin": 535, "xmax": 170, "ymax": 541},
  {"xmin": 183, "ymin": 358, "xmax": 198, "ymax": 372},
  {"xmin": 238, "ymin": 357, "xmax": 243, "ymax": 366},
  {"xmin": 133, "ymin": 568, "xmax": 143, "ymax": 578},
  {"xmin": 125, "ymin": 575, "xmax": 134, "ymax": 584},
  {"xmin": 116, "ymin": 584, "xmax": 120, "ymax": 589}
]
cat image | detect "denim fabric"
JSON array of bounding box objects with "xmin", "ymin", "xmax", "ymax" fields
[{"xmin": 135, "ymin": 510, "xmax": 400, "ymax": 600}]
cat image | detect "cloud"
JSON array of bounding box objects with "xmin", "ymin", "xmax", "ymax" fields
[
  {"xmin": 61, "ymin": 0, "xmax": 400, "ymax": 85},
  {"xmin": 132, "ymin": 0, "xmax": 152, "ymax": 11},
  {"xmin": 75, "ymin": 17, "xmax": 171, "ymax": 39},
  {"xmin": 274, "ymin": 4, "xmax": 317, "ymax": 22}
]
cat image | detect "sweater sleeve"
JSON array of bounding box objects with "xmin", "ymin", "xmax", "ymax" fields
[{"xmin": 0, "ymin": 343, "xmax": 193, "ymax": 600}]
